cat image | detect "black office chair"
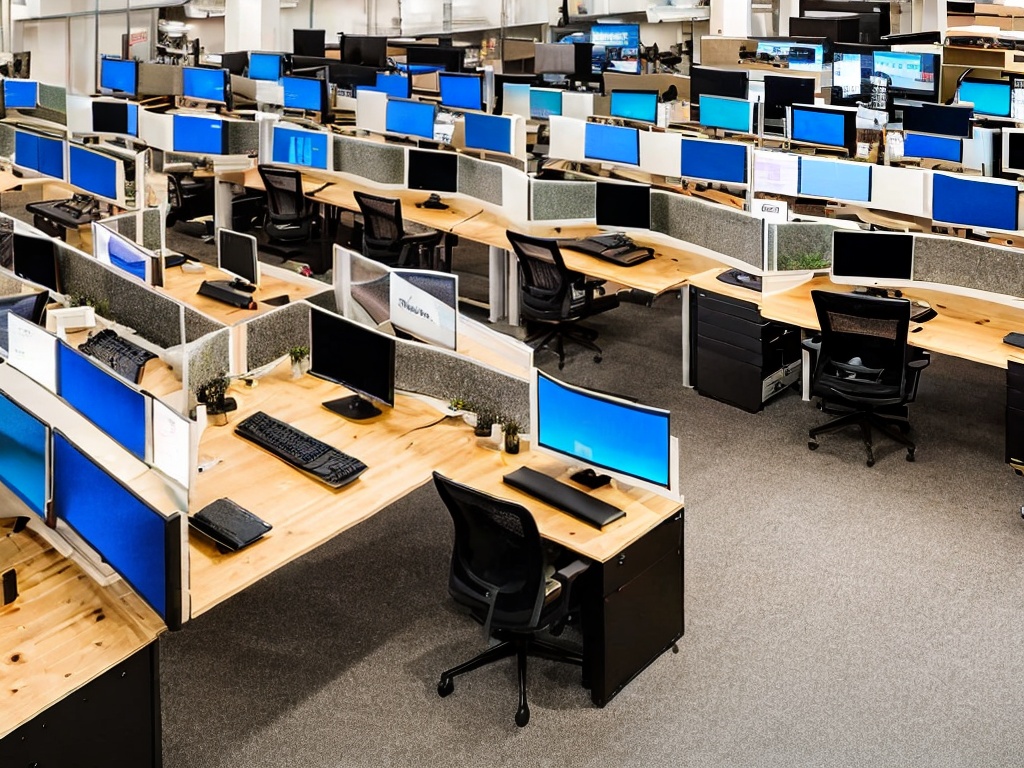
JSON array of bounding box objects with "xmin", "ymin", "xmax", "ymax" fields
[
  {"xmin": 432, "ymin": 472, "xmax": 589, "ymax": 727},
  {"xmin": 165, "ymin": 173, "xmax": 214, "ymax": 234},
  {"xmin": 506, "ymin": 230, "xmax": 620, "ymax": 370},
  {"xmin": 803, "ymin": 290, "xmax": 930, "ymax": 466},
  {"xmin": 257, "ymin": 164, "xmax": 317, "ymax": 244},
  {"xmin": 353, "ymin": 191, "xmax": 443, "ymax": 269}
]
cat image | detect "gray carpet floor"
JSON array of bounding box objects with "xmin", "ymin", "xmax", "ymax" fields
[{"xmin": 158, "ymin": 267, "xmax": 1024, "ymax": 767}]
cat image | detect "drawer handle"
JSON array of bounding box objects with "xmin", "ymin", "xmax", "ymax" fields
[{"xmin": 617, "ymin": 554, "xmax": 626, "ymax": 566}]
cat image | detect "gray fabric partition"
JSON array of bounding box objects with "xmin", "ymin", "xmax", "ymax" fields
[
  {"xmin": 530, "ymin": 179, "xmax": 595, "ymax": 221},
  {"xmin": 913, "ymin": 237, "xmax": 1024, "ymax": 299},
  {"xmin": 334, "ymin": 136, "xmax": 405, "ymax": 184},
  {"xmin": 245, "ymin": 301, "xmax": 311, "ymax": 371},
  {"xmin": 650, "ymin": 191, "xmax": 763, "ymax": 269},
  {"xmin": 457, "ymin": 155, "xmax": 503, "ymax": 206},
  {"xmin": 226, "ymin": 120, "xmax": 259, "ymax": 155},
  {"xmin": 187, "ymin": 327, "xmax": 231, "ymax": 410},
  {"xmin": 769, "ymin": 222, "xmax": 840, "ymax": 271}
]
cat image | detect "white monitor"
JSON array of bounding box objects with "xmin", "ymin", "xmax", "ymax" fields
[
  {"xmin": 830, "ymin": 230, "xmax": 915, "ymax": 289},
  {"xmin": 150, "ymin": 397, "xmax": 191, "ymax": 491},
  {"xmin": 7, "ymin": 313, "xmax": 57, "ymax": 392},
  {"xmin": 1002, "ymin": 128, "xmax": 1024, "ymax": 176}
]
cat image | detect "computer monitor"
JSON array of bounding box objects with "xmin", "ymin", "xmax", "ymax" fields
[
  {"xmin": 754, "ymin": 38, "xmax": 828, "ymax": 71},
  {"xmin": 609, "ymin": 89, "xmax": 658, "ymax": 124},
  {"xmin": 830, "ymin": 42, "xmax": 884, "ymax": 104},
  {"xmin": 405, "ymin": 45, "xmax": 464, "ymax": 73},
  {"xmin": 217, "ymin": 227, "xmax": 259, "ymax": 288},
  {"xmin": 531, "ymin": 368, "xmax": 679, "ymax": 498},
  {"xmin": 99, "ymin": 57, "xmax": 138, "ymax": 97},
  {"xmin": 958, "ymin": 78, "xmax": 1011, "ymax": 118},
  {"xmin": 899, "ymin": 101, "xmax": 972, "ymax": 138},
  {"xmin": 790, "ymin": 103, "xmax": 857, "ymax": 154},
  {"xmin": 595, "ymin": 180, "xmax": 651, "ymax": 230},
  {"xmin": 385, "ymin": 98, "xmax": 436, "ymax": 140},
  {"xmin": 698, "ymin": 94, "xmax": 754, "ymax": 133},
  {"xmin": 0, "ymin": 388, "xmax": 49, "ymax": 520},
  {"xmin": 282, "ymin": 75, "xmax": 328, "ymax": 113},
  {"xmin": 372, "ymin": 72, "xmax": 411, "ymax": 99},
  {"xmin": 91, "ymin": 222, "xmax": 154, "ymax": 285},
  {"xmin": 830, "ymin": 230, "xmax": 914, "ymax": 288},
  {"xmin": 52, "ymin": 431, "xmax": 183, "ymax": 629},
  {"xmin": 92, "ymin": 100, "xmax": 139, "ymax": 137},
  {"xmin": 463, "ymin": 112, "xmax": 515, "ymax": 155},
  {"xmin": 763, "ymin": 74, "xmax": 815, "ymax": 121},
  {"xmin": 150, "ymin": 397, "xmax": 190, "ymax": 490},
  {"xmin": 271, "ymin": 124, "xmax": 331, "ymax": 169},
  {"xmin": 328, "ymin": 63, "xmax": 378, "ymax": 94},
  {"xmin": 68, "ymin": 144, "xmax": 119, "ymax": 203},
  {"xmin": 872, "ymin": 50, "xmax": 939, "ymax": 103},
  {"xmin": 902, "ymin": 131, "xmax": 962, "ymax": 163},
  {"xmin": 14, "ymin": 129, "xmax": 65, "ymax": 180},
  {"xmin": 294, "ymin": 28, "xmax": 326, "ymax": 58},
  {"xmin": 57, "ymin": 342, "xmax": 148, "ymax": 458},
  {"xmin": 172, "ymin": 113, "xmax": 226, "ymax": 155},
  {"xmin": 798, "ymin": 156, "xmax": 871, "ymax": 201},
  {"xmin": 342, "ymin": 35, "xmax": 389, "ymax": 68},
  {"xmin": 583, "ymin": 122, "xmax": 639, "ymax": 165},
  {"xmin": 0, "ymin": 291, "xmax": 47, "ymax": 357},
  {"xmin": 789, "ymin": 15, "xmax": 861, "ymax": 43},
  {"xmin": 249, "ymin": 52, "xmax": 284, "ymax": 81},
  {"xmin": 590, "ymin": 23, "xmax": 641, "ymax": 74},
  {"xmin": 12, "ymin": 232, "xmax": 60, "ymax": 293},
  {"xmin": 494, "ymin": 73, "xmax": 539, "ymax": 113},
  {"xmin": 407, "ymin": 149, "xmax": 458, "ymax": 193},
  {"xmin": 219, "ymin": 51, "xmax": 249, "ymax": 76},
  {"xmin": 529, "ymin": 88, "xmax": 563, "ymax": 119},
  {"xmin": 182, "ymin": 66, "xmax": 230, "ymax": 106},
  {"xmin": 439, "ymin": 72, "xmax": 484, "ymax": 111},
  {"xmin": 1002, "ymin": 129, "xmax": 1024, "ymax": 176},
  {"xmin": 680, "ymin": 138, "xmax": 748, "ymax": 184},
  {"xmin": 689, "ymin": 66, "xmax": 748, "ymax": 120},
  {"xmin": 309, "ymin": 305, "xmax": 396, "ymax": 420},
  {"xmin": 932, "ymin": 172, "xmax": 1019, "ymax": 232},
  {"xmin": 4, "ymin": 79, "xmax": 37, "ymax": 109}
]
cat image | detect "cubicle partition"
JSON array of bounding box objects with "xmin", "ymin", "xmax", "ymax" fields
[
  {"xmin": 530, "ymin": 178, "xmax": 595, "ymax": 222},
  {"xmin": 912, "ymin": 235, "xmax": 1024, "ymax": 299},
  {"xmin": 651, "ymin": 190, "xmax": 764, "ymax": 269},
  {"xmin": 244, "ymin": 299, "xmax": 310, "ymax": 372},
  {"xmin": 768, "ymin": 221, "xmax": 845, "ymax": 270},
  {"xmin": 457, "ymin": 154, "xmax": 504, "ymax": 206},
  {"xmin": 186, "ymin": 326, "xmax": 232, "ymax": 411}
]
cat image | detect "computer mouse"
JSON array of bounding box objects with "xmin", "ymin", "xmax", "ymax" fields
[{"xmin": 912, "ymin": 299, "xmax": 931, "ymax": 309}]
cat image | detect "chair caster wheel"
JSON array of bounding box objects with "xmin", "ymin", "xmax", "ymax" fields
[
  {"xmin": 671, "ymin": 643, "xmax": 680, "ymax": 654},
  {"xmin": 594, "ymin": 355, "xmax": 602, "ymax": 364},
  {"xmin": 437, "ymin": 677, "xmax": 454, "ymax": 697},
  {"xmin": 866, "ymin": 459, "xmax": 875, "ymax": 467},
  {"xmin": 557, "ymin": 360, "xmax": 565, "ymax": 370},
  {"xmin": 906, "ymin": 449, "xmax": 915, "ymax": 462},
  {"xmin": 808, "ymin": 441, "xmax": 818, "ymax": 450},
  {"xmin": 515, "ymin": 706, "xmax": 530, "ymax": 727}
]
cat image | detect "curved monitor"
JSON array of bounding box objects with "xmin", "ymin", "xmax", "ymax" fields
[{"xmin": 531, "ymin": 368, "xmax": 679, "ymax": 499}]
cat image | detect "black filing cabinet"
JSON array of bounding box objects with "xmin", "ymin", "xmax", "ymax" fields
[
  {"xmin": 690, "ymin": 286, "xmax": 801, "ymax": 413},
  {"xmin": 1006, "ymin": 361, "xmax": 1024, "ymax": 470}
]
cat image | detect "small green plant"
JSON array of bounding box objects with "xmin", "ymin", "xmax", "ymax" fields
[
  {"xmin": 777, "ymin": 252, "xmax": 830, "ymax": 271},
  {"xmin": 289, "ymin": 345, "xmax": 310, "ymax": 364},
  {"xmin": 474, "ymin": 409, "xmax": 496, "ymax": 437},
  {"xmin": 501, "ymin": 419, "xmax": 520, "ymax": 438},
  {"xmin": 448, "ymin": 396, "xmax": 471, "ymax": 412},
  {"xmin": 196, "ymin": 374, "xmax": 236, "ymax": 415},
  {"xmin": 67, "ymin": 293, "xmax": 110, "ymax": 317},
  {"xmin": 502, "ymin": 418, "xmax": 521, "ymax": 454}
]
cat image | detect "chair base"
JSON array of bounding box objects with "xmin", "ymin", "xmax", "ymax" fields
[
  {"xmin": 526, "ymin": 323, "xmax": 602, "ymax": 370},
  {"xmin": 808, "ymin": 409, "xmax": 916, "ymax": 466},
  {"xmin": 437, "ymin": 634, "xmax": 583, "ymax": 727}
]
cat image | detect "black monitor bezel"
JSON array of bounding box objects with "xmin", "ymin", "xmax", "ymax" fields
[
  {"xmin": 308, "ymin": 305, "xmax": 396, "ymax": 408},
  {"xmin": 407, "ymin": 149, "xmax": 459, "ymax": 193},
  {"xmin": 789, "ymin": 103, "xmax": 858, "ymax": 154}
]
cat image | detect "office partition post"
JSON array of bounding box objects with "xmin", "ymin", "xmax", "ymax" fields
[
  {"xmin": 491, "ymin": 246, "xmax": 509, "ymax": 324},
  {"xmin": 681, "ymin": 287, "xmax": 693, "ymax": 388}
]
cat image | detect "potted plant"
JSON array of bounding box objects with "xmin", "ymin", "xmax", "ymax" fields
[
  {"xmin": 502, "ymin": 419, "xmax": 521, "ymax": 454},
  {"xmin": 196, "ymin": 375, "xmax": 236, "ymax": 415},
  {"xmin": 474, "ymin": 410, "xmax": 496, "ymax": 438},
  {"xmin": 289, "ymin": 345, "xmax": 310, "ymax": 378}
]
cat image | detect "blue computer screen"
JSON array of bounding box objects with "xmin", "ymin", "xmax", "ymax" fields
[
  {"xmin": 57, "ymin": 343, "xmax": 147, "ymax": 459},
  {"xmin": 680, "ymin": 138, "xmax": 747, "ymax": 184},
  {"xmin": 385, "ymin": 98, "xmax": 436, "ymax": 140},
  {"xmin": 791, "ymin": 106, "xmax": 847, "ymax": 148},
  {"xmin": 798, "ymin": 157, "xmax": 871, "ymax": 202},
  {"xmin": 529, "ymin": 89, "xmax": 562, "ymax": 119},
  {"xmin": 126, "ymin": 103, "xmax": 139, "ymax": 136},
  {"xmin": 100, "ymin": 58, "xmax": 137, "ymax": 95},
  {"xmin": 182, "ymin": 67, "xmax": 227, "ymax": 103},
  {"xmin": 68, "ymin": 145, "xmax": 118, "ymax": 201},
  {"xmin": 370, "ymin": 73, "xmax": 411, "ymax": 99},
  {"xmin": 872, "ymin": 51, "xmax": 937, "ymax": 97},
  {"xmin": 698, "ymin": 95, "xmax": 752, "ymax": 132},
  {"xmin": 248, "ymin": 52, "xmax": 282, "ymax": 81},
  {"xmin": 536, "ymin": 371, "xmax": 671, "ymax": 489},
  {"xmin": 959, "ymin": 79, "xmax": 1010, "ymax": 117},
  {"xmin": 15, "ymin": 131, "xmax": 63, "ymax": 179},
  {"xmin": 591, "ymin": 23, "xmax": 641, "ymax": 74},
  {"xmin": 464, "ymin": 112, "xmax": 512, "ymax": 154},
  {"xmin": 609, "ymin": 90, "xmax": 658, "ymax": 123},
  {"xmin": 14, "ymin": 131, "xmax": 38, "ymax": 172},
  {"xmin": 0, "ymin": 390, "xmax": 48, "ymax": 518},
  {"xmin": 282, "ymin": 76, "xmax": 324, "ymax": 111},
  {"xmin": 271, "ymin": 125, "xmax": 330, "ymax": 169},
  {"xmin": 584, "ymin": 122, "xmax": 639, "ymax": 165},
  {"xmin": 4, "ymin": 79, "xmax": 37, "ymax": 109},
  {"xmin": 52, "ymin": 432, "xmax": 173, "ymax": 622},
  {"xmin": 99, "ymin": 227, "xmax": 150, "ymax": 283},
  {"xmin": 439, "ymin": 73, "xmax": 483, "ymax": 111},
  {"xmin": 903, "ymin": 132, "xmax": 962, "ymax": 163},
  {"xmin": 932, "ymin": 173, "xmax": 1019, "ymax": 231},
  {"xmin": 172, "ymin": 114, "xmax": 226, "ymax": 154}
]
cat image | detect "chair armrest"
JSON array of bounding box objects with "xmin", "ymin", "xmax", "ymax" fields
[
  {"xmin": 801, "ymin": 336, "xmax": 821, "ymax": 354},
  {"xmin": 552, "ymin": 559, "xmax": 589, "ymax": 604},
  {"xmin": 908, "ymin": 358, "xmax": 929, "ymax": 370}
]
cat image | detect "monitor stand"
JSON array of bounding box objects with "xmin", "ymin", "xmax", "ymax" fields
[
  {"xmin": 571, "ymin": 467, "xmax": 611, "ymax": 489},
  {"xmin": 323, "ymin": 394, "xmax": 382, "ymax": 420}
]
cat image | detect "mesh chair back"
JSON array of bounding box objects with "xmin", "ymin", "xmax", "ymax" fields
[
  {"xmin": 506, "ymin": 231, "xmax": 572, "ymax": 318},
  {"xmin": 432, "ymin": 472, "xmax": 548, "ymax": 631},
  {"xmin": 258, "ymin": 165, "xmax": 305, "ymax": 219},
  {"xmin": 355, "ymin": 191, "xmax": 404, "ymax": 243}
]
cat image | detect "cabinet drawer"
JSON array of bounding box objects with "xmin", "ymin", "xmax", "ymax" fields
[
  {"xmin": 697, "ymin": 317, "xmax": 766, "ymax": 356},
  {"xmin": 602, "ymin": 513, "xmax": 682, "ymax": 595},
  {"xmin": 694, "ymin": 291, "xmax": 762, "ymax": 324},
  {"xmin": 697, "ymin": 333, "xmax": 763, "ymax": 367}
]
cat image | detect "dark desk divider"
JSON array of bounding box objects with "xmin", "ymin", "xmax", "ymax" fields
[
  {"xmin": 187, "ymin": 327, "xmax": 231, "ymax": 411},
  {"xmin": 913, "ymin": 236, "xmax": 1024, "ymax": 299},
  {"xmin": 396, "ymin": 339, "xmax": 531, "ymax": 431},
  {"xmin": 305, "ymin": 290, "xmax": 337, "ymax": 314},
  {"xmin": 227, "ymin": 120, "xmax": 259, "ymax": 155},
  {"xmin": 651, "ymin": 191, "xmax": 764, "ymax": 269},
  {"xmin": 457, "ymin": 154, "xmax": 503, "ymax": 206},
  {"xmin": 530, "ymin": 179, "xmax": 596, "ymax": 221},
  {"xmin": 768, "ymin": 222, "xmax": 841, "ymax": 271},
  {"xmin": 245, "ymin": 300, "xmax": 311, "ymax": 371},
  {"xmin": 0, "ymin": 123, "xmax": 14, "ymax": 158},
  {"xmin": 334, "ymin": 135, "xmax": 405, "ymax": 185}
]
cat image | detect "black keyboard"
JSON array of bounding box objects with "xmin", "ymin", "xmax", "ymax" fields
[
  {"xmin": 234, "ymin": 410, "xmax": 367, "ymax": 489},
  {"xmin": 562, "ymin": 234, "xmax": 654, "ymax": 267},
  {"xmin": 190, "ymin": 497, "xmax": 271, "ymax": 551},
  {"xmin": 589, "ymin": 233, "xmax": 632, "ymax": 250},
  {"xmin": 79, "ymin": 329, "xmax": 156, "ymax": 385},
  {"xmin": 502, "ymin": 466, "xmax": 625, "ymax": 529}
]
